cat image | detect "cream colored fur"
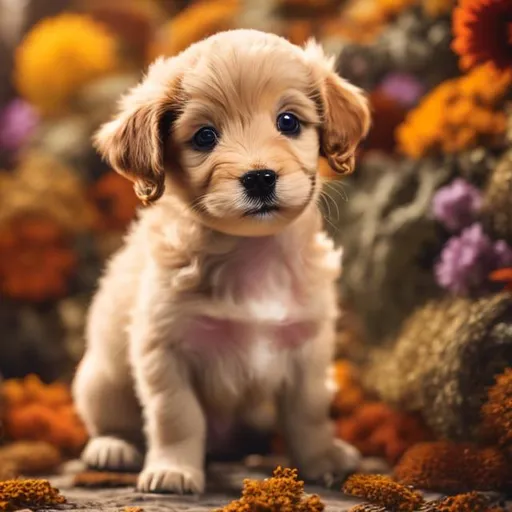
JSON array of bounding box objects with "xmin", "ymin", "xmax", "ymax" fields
[{"xmin": 73, "ymin": 29, "xmax": 370, "ymax": 495}]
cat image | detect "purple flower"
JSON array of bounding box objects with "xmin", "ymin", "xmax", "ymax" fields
[
  {"xmin": 435, "ymin": 223, "xmax": 512, "ymax": 295},
  {"xmin": 0, "ymin": 99, "xmax": 39, "ymax": 153},
  {"xmin": 379, "ymin": 72, "xmax": 426, "ymax": 107},
  {"xmin": 432, "ymin": 178, "xmax": 482, "ymax": 232}
]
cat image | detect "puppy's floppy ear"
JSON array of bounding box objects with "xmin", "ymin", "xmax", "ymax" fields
[
  {"xmin": 303, "ymin": 39, "xmax": 370, "ymax": 175},
  {"xmin": 93, "ymin": 57, "xmax": 183, "ymax": 204}
]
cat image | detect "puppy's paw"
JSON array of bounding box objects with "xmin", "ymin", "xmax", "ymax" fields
[
  {"xmin": 300, "ymin": 438, "xmax": 361, "ymax": 488},
  {"xmin": 82, "ymin": 436, "xmax": 143, "ymax": 472},
  {"xmin": 137, "ymin": 464, "xmax": 205, "ymax": 494}
]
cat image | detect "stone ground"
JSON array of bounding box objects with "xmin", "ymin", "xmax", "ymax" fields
[{"xmin": 46, "ymin": 459, "xmax": 441, "ymax": 512}]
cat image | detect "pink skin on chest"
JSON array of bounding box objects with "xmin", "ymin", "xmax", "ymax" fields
[{"xmin": 182, "ymin": 236, "xmax": 318, "ymax": 353}]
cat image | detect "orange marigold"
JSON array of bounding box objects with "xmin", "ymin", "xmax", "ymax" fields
[
  {"xmin": 396, "ymin": 63, "xmax": 512, "ymax": 158},
  {"xmin": 2, "ymin": 375, "xmax": 88, "ymax": 455},
  {"xmin": 342, "ymin": 474, "xmax": 424, "ymax": 512},
  {"xmin": 481, "ymin": 368, "xmax": 512, "ymax": 454},
  {"xmin": 452, "ymin": 0, "xmax": 512, "ymax": 70},
  {"xmin": 0, "ymin": 215, "xmax": 77, "ymax": 302},
  {"xmin": 394, "ymin": 441, "xmax": 512, "ymax": 492}
]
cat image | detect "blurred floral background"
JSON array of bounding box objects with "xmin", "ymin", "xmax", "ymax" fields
[{"xmin": 0, "ymin": 0, "xmax": 511, "ymax": 493}]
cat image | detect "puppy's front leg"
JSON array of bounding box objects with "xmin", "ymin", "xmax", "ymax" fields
[
  {"xmin": 279, "ymin": 323, "xmax": 360, "ymax": 486},
  {"xmin": 130, "ymin": 309, "xmax": 205, "ymax": 494}
]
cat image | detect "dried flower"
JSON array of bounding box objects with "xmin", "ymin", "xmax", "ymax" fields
[
  {"xmin": 0, "ymin": 479, "xmax": 66, "ymax": 511},
  {"xmin": 453, "ymin": 0, "xmax": 512, "ymax": 70},
  {"xmin": 15, "ymin": 14, "xmax": 119, "ymax": 116},
  {"xmin": 432, "ymin": 178, "xmax": 482, "ymax": 232},
  {"xmin": 0, "ymin": 99, "xmax": 38, "ymax": 153},
  {"xmin": 215, "ymin": 467, "xmax": 324, "ymax": 512},
  {"xmin": 342, "ymin": 474, "xmax": 424, "ymax": 512},
  {"xmin": 434, "ymin": 492, "xmax": 492, "ymax": 512},
  {"xmin": 89, "ymin": 172, "xmax": 139, "ymax": 231},
  {"xmin": 0, "ymin": 215, "xmax": 77, "ymax": 302},
  {"xmin": 481, "ymin": 368, "xmax": 512, "ymax": 455},
  {"xmin": 394, "ymin": 442, "xmax": 511, "ymax": 492},
  {"xmin": 397, "ymin": 64, "xmax": 511, "ymax": 158},
  {"xmin": 435, "ymin": 223, "xmax": 512, "ymax": 295}
]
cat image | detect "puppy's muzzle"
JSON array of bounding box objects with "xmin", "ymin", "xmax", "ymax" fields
[{"xmin": 240, "ymin": 170, "xmax": 277, "ymax": 201}]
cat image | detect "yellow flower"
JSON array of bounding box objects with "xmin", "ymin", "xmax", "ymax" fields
[
  {"xmin": 397, "ymin": 63, "xmax": 512, "ymax": 158},
  {"xmin": 15, "ymin": 14, "xmax": 119, "ymax": 116}
]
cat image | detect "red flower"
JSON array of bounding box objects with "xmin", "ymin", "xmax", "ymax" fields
[
  {"xmin": 452, "ymin": 0, "xmax": 512, "ymax": 70},
  {"xmin": 489, "ymin": 267, "xmax": 512, "ymax": 290}
]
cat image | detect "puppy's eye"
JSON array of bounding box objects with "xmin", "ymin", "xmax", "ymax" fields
[
  {"xmin": 193, "ymin": 126, "xmax": 218, "ymax": 151},
  {"xmin": 276, "ymin": 112, "xmax": 301, "ymax": 136}
]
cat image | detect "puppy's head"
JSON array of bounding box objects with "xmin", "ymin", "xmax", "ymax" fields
[{"xmin": 94, "ymin": 30, "xmax": 370, "ymax": 236}]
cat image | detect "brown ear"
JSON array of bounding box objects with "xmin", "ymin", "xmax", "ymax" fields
[
  {"xmin": 303, "ymin": 40, "xmax": 370, "ymax": 176},
  {"xmin": 93, "ymin": 57, "xmax": 183, "ymax": 204}
]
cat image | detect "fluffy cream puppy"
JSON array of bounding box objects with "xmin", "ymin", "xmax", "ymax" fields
[{"xmin": 73, "ymin": 29, "xmax": 370, "ymax": 494}]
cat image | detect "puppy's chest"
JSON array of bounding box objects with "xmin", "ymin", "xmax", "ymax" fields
[{"xmin": 182, "ymin": 237, "xmax": 319, "ymax": 355}]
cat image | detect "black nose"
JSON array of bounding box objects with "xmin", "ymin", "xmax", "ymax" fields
[{"xmin": 240, "ymin": 170, "xmax": 277, "ymax": 199}]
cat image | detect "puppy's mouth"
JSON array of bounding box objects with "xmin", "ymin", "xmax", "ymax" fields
[{"xmin": 243, "ymin": 204, "xmax": 280, "ymax": 217}]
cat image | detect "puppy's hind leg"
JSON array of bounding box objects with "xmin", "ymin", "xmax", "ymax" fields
[{"xmin": 73, "ymin": 354, "xmax": 144, "ymax": 472}]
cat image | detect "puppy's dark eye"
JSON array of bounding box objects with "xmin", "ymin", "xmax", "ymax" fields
[
  {"xmin": 276, "ymin": 112, "xmax": 301, "ymax": 136},
  {"xmin": 193, "ymin": 126, "xmax": 218, "ymax": 151}
]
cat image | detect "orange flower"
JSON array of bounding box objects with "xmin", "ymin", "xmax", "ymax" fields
[
  {"xmin": 397, "ymin": 63, "xmax": 511, "ymax": 158},
  {"xmin": 452, "ymin": 0, "xmax": 512, "ymax": 70},
  {"xmin": 90, "ymin": 172, "xmax": 139, "ymax": 231},
  {"xmin": 2, "ymin": 375, "xmax": 88, "ymax": 455},
  {"xmin": 489, "ymin": 267, "xmax": 512, "ymax": 291},
  {"xmin": 0, "ymin": 215, "xmax": 77, "ymax": 302}
]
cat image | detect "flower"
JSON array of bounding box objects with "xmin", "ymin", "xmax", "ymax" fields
[
  {"xmin": 150, "ymin": 0, "xmax": 239, "ymax": 59},
  {"xmin": 489, "ymin": 267, "xmax": 512, "ymax": 290},
  {"xmin": 379, "ymin": 72, "xmax": 426, "ymax": 108},
  {"xmin": 2, "ymin": 375, "xmax": 88, "ymax": 454},
  {"xmin": 452, "ymin": 0, "xmax": 512, "ymax": 70},
  {"xmin": 430, "ymin": 492, "xmax": 494, "ymax": 512},
  {"xmin": 216, "ymin": 467, "xmax": 325, "ymax": 512},
  {"xmin": 15, "ymin": 14, "xmax": 119, "ymax": 116},
  {"xmin": 0, "ymin": 479, "xmax": 65, "ymax": 511},
  {"xmin": 89, "ymin": 172, "xmax": 139, "ymax": 231},
  {"xmin": 342, "ymin": 474, "xmax": 424, "ymax": 512},
  {"xmin": 0, "ymin": 215, "xmax": 77, "ymax": 302},
  {"xmin": 0, "ymin": 99, "xmax": 38, "ymax": 153},
  {"xmin": 394, "ymin": 442, "xmax": 511, "ymax": 492},
  {"xmin": 481, "ymin": 368, "xmax": 512, "ymax": 456},
  {"xmin": 435, "ymin": 223, "xmax": 512, "ymax": 294},
  {"xmin": 432, "ymin": 178, "xmax": 482, "ymax": 232},
  {"xmin": 397, "ymin": 64, "xmax": 511, "ymax": 158}
]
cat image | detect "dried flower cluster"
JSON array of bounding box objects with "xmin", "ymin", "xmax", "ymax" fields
[
  {"xmin": 342, "ymin": 474, "xmax": 424, "ymax": 512},
  {"xmin": 397, "ymin": 64, "xmax": 511, "ymax": 158},
  {"xmin": 394, "ymin": 441, "xmax": 511, "ymax": 492},
  {"xmin": 0, "ymin": 479, "xmax": 66, "ymax": 511},
  {"xmin": 2, "ymin": 374, "xmax": 88, "ymax": 454},
  {"xmin": 215, "ymin": 467, "xmax": 325, "ymax": 512},
  {"xmin": 481, "ymin": 368, "xmax": 512, "ymax": 455},
  {"xmin": 331, "ymin": 361, "xmax": 433, "ymax": 464}
]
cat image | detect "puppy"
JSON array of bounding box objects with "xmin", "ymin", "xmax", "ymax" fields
[{"xmin": 73, "ymin": 29, "xmax": 370, "ymax": 494}]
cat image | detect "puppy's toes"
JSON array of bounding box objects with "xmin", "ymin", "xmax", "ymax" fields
[
  {"xmin": 82, "ymin": 436, "xmax": 143, "ymax": 472},
  {"xmin": 137, "ymin": 465, "xmax": 205, "ymax": 494},
  {"xmin": 300, "ymin": 438, "xmax": 362, "ymax": 488}
]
